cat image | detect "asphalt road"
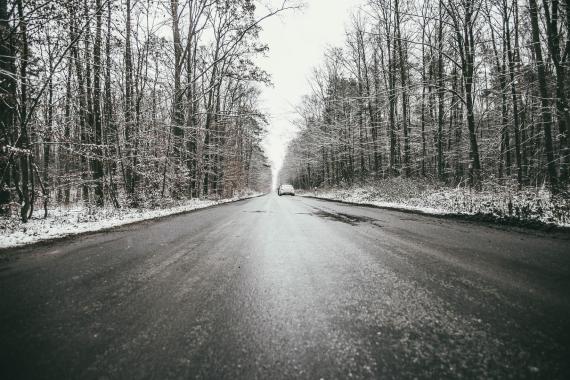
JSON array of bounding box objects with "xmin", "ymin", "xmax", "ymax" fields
[{"xmin": 1, "ymin": 194, "xmax": 569, "ymax": 379}]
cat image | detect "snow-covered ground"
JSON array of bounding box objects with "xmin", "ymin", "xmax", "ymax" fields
[
  {"xmin": 0, "ymin": 191, "xmax": 262, "ymax": 249},
  {"xmin": 300, "ymin": 179, "xmax": 570, "ymax": 228}
]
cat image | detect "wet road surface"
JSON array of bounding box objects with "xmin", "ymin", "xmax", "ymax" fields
[{"xmin": 1, "ymin": 194, "xmax": 569, "ymax": 379}]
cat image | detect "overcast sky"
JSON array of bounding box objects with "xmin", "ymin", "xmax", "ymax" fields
[{"xmin": 256, "ymin": 0, "xmax": 364, "ymax": 184}]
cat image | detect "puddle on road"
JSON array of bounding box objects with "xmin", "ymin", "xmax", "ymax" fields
[
  {"xmin": 246, "ymin": 207, "xmax": 383, "ymax": 227},
  {"xmin": 312, "ymin": 209, "xmax": 378, "ymax": 226}
]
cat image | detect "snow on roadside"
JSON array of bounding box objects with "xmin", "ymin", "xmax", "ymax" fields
[
  {"xmin": 300, "ymin": 180, "xmax": 570, "ymax": 228},
  {"xmin": 0, "ymin": 191, "xmax": 262, "ymax": 249}
]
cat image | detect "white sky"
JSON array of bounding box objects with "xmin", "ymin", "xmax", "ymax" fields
[{"xmin": 255, "ymin": 0, "xmax": 364, "ymax": 186}]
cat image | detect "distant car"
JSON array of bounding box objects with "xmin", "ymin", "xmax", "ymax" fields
[{"xmin": 278, "ymin": 184, "xmax": 295, "ymax": 196}]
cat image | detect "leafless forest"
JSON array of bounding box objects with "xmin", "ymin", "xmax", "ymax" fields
[
  {"xmin": 0, "ymin": 0, "xmax": 295, "ymax": 222},
  {"xmin": 283, "ymin": 0, "xmax": 570, "ymax": 201},
  {"xmin": 2, "ymin": 0, "xmax": 570, "ymax": 226}
]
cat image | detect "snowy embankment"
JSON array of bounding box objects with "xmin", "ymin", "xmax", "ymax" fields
[
  {"xmin": 0, "ymin": 191, "xmax": 262, "ymax": 249},
  {"xmin": 300, "ymin": 179, "xmax": 570, "ymax": 228}
]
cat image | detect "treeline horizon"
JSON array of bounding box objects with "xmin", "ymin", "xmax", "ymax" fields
[
  {"xmin": 282, "ymin": 0, "xmax": 570, "ymax": 195},
  {"xmin": 0, "ymin": 0, "xmax": 294, "ymax": 222}
]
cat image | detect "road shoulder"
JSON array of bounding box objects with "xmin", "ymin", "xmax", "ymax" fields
[{"xmin": 300, "ymin": 194, "xmax": 570, "ymax": 237}]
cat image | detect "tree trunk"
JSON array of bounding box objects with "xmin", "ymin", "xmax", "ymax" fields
[
  {"xmin": 17, "ymin": 0, "xmax": 31, "ymax": 222},
  {"xmin": 395, "ymin": 0, "xmax": 410, "ymax": 176},
  {"xmin": 437, "ymin": 2, "xmax": 445, "ymax": 180},
  {"xmin": 462, "ymin": 1, "xmax": 482, "ymax": 188},
  {"xmin": 529, "ymin": 0, "xmax": 559, "ymax": 192},
  {"xmin": 542, "ymin": 0, "xmax": 570, "ymax": 185},
  {"xmin": 124, "ymin": 0, "xmax": 136, "ymax": 202},
  {"xmin": 504, "ymin": 0, "xmax": 523, "ymax": 187},
  {"xmin": 171, "ymin": 0, "xmax": 185, "ymax": 197},
  {"xmin": 0, "ymin": 0, "xmax": 16, "ymax": 197},
  {"xmin": 92, "ymin": 0, "xmax": 104, "ymax": 206}
]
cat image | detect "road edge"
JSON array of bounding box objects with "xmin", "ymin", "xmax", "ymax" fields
[
  {"xmin": 300, "ymin": 194, "xmax": 570, "ymax": 235},
  {"xmin": 0, "ymin": 193, "xmax": 267, "ymax": 254}
]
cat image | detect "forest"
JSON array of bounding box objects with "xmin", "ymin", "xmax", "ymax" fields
[
  {"xmin": 2, "ymin": 0, "xmax": 570, "ymax": 229},
  {"xmin": 282, "ymin": 0, "xmax": 570, "ymax": 206},
  {"xmin": 0, "ymin": 0, "xmax": 291, "ymax": 223}
]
